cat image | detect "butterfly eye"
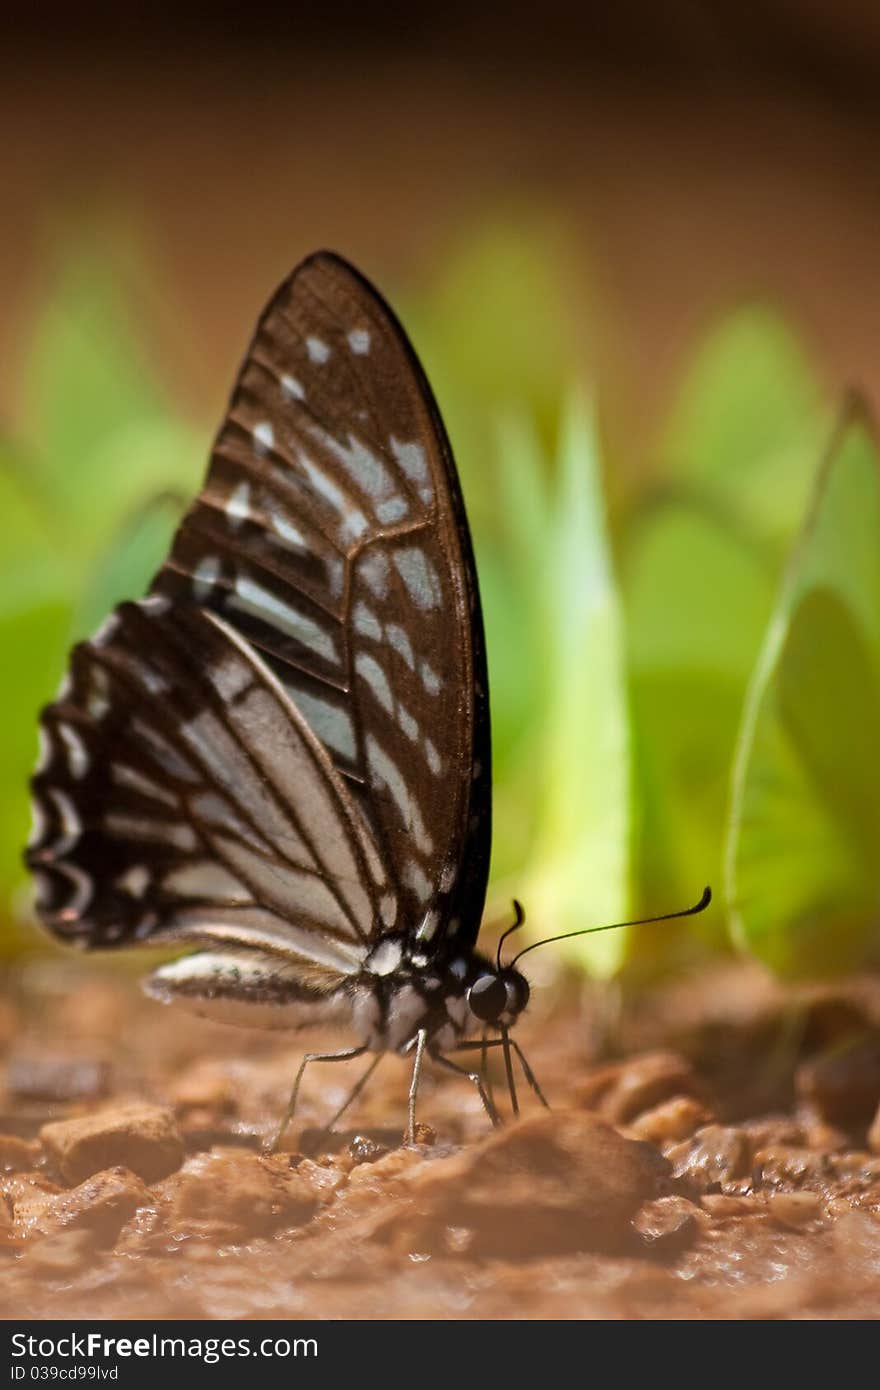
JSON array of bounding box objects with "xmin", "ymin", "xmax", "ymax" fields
[
  {"xmin": 504, "ymin": 974, "xmax": 530, "ymax": 1017},
  {"xmin": 467, "ymin": 974, "xmax": 508, "ymax": 1023}
]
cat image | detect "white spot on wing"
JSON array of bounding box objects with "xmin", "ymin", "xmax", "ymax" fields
[
  {"xmin": 355, "ymin": 653, "xmax": 393, "ymax": 714},
  {"xmin": 49, "ymin": 788, "xmax": 81, "ymax": 853},
  {"xmin": 376, "ymin": 496, "xmax": 409, "ymax": 524},
  {"xmin": 398, "ymin": 706, "xmax": 419, "ymax": 743},
  {"xmin": 386, "ymin": 624, "xmax": 414, "ymax": 669},
  {"xmin": 307, "ymin": 336, "xmax": 330, "ymax": 364},
  {"xmin": 118, "ymin": 865, "xmax": 149, "ymax": 898},
  {"xmin": 348, "ymin": 328, "xmax": 370, "ymax": 354},
  {"xmin": 367, "ymin": 938, "xmax": 403, "ymax": 976},
  {"xmin": 281, "ymin": 373, "xmax": 305, "ymax": 401},
  {"xmin": 353, "ymin": 602, "xmax": 383, "ymax": 641},
  {"xmin": 359, "ymin": 551, "xmax": 390, "ymax": 599},
  {"xmin": 138, "ymin": 595, "xmax": 171, "ymax": 616},
  {"xmin": 85, "ymin": 666, "xmax": 111, "ymax": 720},
  {"xmin": 313, "ymin": 428, "xmax": 393, "ymax": 503},
  {"xmin": 365, "ymin": 735, "xmax": 432, "ymax": 853},
  {"xmin": 420, "ymin": 661, "xmax": 441, "ymax": 696},
  {"xmin": 35, "ymin": 727, "xmax": 52, "ymax": 774},
  {"xmin": 58, "ymin": 723, "xmax": 88, "ymax": 779},
  {"xmin": 212, "ymin": 656, "xmax": 252, "ymax": 703},
  {"xmin": 268, "ymin": 511, "xmax": 306, "ymax": 551},
  {"xmin": 92, "ymin": 612, "xmax": 121, "ymax": 647},
  {"xmin": 226, "ymin": 479, "xmax": 252, "ymax": 527},
  {"xmin": 394, "ymin": 549, "xmax": 441, "ymax": 610},
  {"xmin": 254, "ymin": 421, "xmax": 275, "ymax": 455},
  {"xmin": 51, "ymin": 861, "xmax": 93, "ymax": 916},
  {"xmin": 390, "ymin": 438, "xmax": 429, "ymax": 485},
  {"xmin": 380, "ymin": 892, "xmax": 397, "ymax": 927},
  {"xmin": 104, "ymin": 815, "xmax": 198, "ymax": 850},
  {"xmin": 27, "ymin": 798, "xmax": 47, "ymax": 849},
  {"xmin": 193, "ymin": 556, "xmax": 221, "ymax": 601},
  {"xmin": 287, "ymin": 686, "xmax": 357, "ymax": 762},
  {"xmin": 229, "ymin": 576, "xmax": 339, "ymax": 663},
  {"xmin": 164, "ymin": 862, "xmax": 247, "ymax": 900},
  {"xmin": 425, "ymin": 738, "xmax": 442, "ymax": 775},
  {"xmin": 402, "ymin": 858, "xmax": 432, "ymax": 905}
]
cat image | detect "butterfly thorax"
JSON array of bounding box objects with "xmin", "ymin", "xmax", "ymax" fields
[{"xmin": 351, "ymin": 936, "xmax": 530, "ymax": 1054}]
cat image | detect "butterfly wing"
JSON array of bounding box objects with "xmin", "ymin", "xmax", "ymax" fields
[
  {"xmin": 27, "ymin": 597, "xmax": 389, "ymax": 978},
  {"xmin": 151, "ymin": 252, "xmax": 491, "ymax": 949}
]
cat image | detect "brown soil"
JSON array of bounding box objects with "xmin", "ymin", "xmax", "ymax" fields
[{"xmin": 2, "ymin": 957, "xmax": 880, "ymax": 1320}]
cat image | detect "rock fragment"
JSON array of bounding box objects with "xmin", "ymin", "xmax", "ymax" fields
[
  {"xmin": 797, "ymin": 1033, "xmax": 880, "ymax": 1128},
  {"xmin": 384, "ymin": 1110, "xmax": 670, "ymax": 1257},
  {"xmin": 162, "ymin": 1148, "xmax": 318, "ymax": 1239},
  {"xmin": 629, "ymin": 1096, "xmax": 710, "ymax": 1147},
  {"xmin": 575, "ymin": 1051, "xmax": 706, "ymax": 1125},
  {"xmin": 666, "ymin": 1124, "xmax": 751, "ymax": 1191},
  {"xmin": 13, "ymin": 1167, "xmax": 151, "ymax": 1247},
  {"xmin": 40, "ymin": 1104, "xmax": 184, "ymax": 1184}
]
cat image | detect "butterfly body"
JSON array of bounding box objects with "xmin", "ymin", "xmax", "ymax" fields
[
  {"xmin": 26, "ymin": 250, "xmax": 542, "ymax": 1141},
  {"xmin": 146, "ymin": 937, "xmax": 529, "ymax": 1055}
]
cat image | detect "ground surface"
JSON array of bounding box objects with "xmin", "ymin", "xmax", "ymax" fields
[{"xmin": 2, "ymin": 956, "xmax": 880, "ymax": 1319}]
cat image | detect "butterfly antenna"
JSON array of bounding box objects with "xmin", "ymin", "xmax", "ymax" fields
[
  {"xmin": 496, "ymin": 899, "xmax": 527, "ymax": 971},
  {"xmin": 510, "ymin": 886, "xmax": 712, "ymax": 968}
]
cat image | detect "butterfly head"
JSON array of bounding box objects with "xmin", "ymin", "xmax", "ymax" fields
[{"xmin": 465, "ymin": 963, "xmax": 530, "ymax": 1030}]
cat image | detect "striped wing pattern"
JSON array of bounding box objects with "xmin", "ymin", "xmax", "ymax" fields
[
  {"xmin": 152, "ymin": 253, "xmax": 491, "ymax": 949},
  {"xmin": 26, "ymin": 252, "xmax": 491, "ymax": 962},
  {"xmin": 27, "ymin": 599, "xmax": 386, "ymax": 978}
]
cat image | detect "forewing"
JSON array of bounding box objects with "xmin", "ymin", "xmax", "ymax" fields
[
  {"xmin": 27, "ymin": 598, "xmax": 389, "ymax": 972},
  {"xmin": 152, "ymin": 252, "xmax": 491, "ymax": 947}
]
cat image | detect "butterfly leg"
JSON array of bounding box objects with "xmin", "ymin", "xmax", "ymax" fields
[
  {"xmin": 480, "ymin": 1029, "xmax": 497, "ymax": 1114},
  {"xmin": 510, "ymin": 1038, "xmax": 550, "ymax": 1109},
  {"xmin": 452, "ymin": 1037, "xmax": 549, "ymax": 1111},
  {"xmin": 430, "ymin": 1048, "xmax": 502, "ymax": 1129},
  {"xmin": 499, "ymin": 1024, "xmax": 519, "ymax": 1116},
  {"xmin": 270, "ymin": 1044, "xmax": 369, "ymax": 1153},
  {"xmin": 324, "ymin": 1053, "xmax": 384, "ymax": 1131},
  {"xmin": 404, "ymin": 1028, "xmax": 428, "ymax": 1145}
]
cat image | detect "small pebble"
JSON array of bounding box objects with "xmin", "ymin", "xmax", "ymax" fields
[
  {"xmin": 40, "ymin": 1104, "xmax": 184, "ymax": 1184},
  {"xmin": 575, "ymin": 1051, "xmax": 704, "ymax": 1125},
  {"xmin": 797, "ymin": 1033, "xmax": 880, "ymax": 1127},
  {"xmin": 633, "ymin": 1195, "xmax": 703, "ymax": 1253},
  {"xmin": 162, "ymin": 1148, "xmax": 317, "ymax": 1239},
  {"xmin": 348, "ymin": 1135, "xmax": 388, "ymax": 1165},
  {"xmin": 666, "ymin": 1124, "xmax": 751, "ymax": 1191},
  {"xmin": 766, "ymin": 1190, "xmax": 823, "ymax": 1230},
  {"xmin": 13, "ymin": 1167, "xmax": 151, "ymax": 1247},
  {"xmin": 629, "ymin": 1096, "xmax": 710, "ymax": 1147}
]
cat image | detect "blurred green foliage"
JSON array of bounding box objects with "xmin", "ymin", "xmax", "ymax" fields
[{"xmin": 4, "ymin": 221, "xmax": 876, "ymax": 978}]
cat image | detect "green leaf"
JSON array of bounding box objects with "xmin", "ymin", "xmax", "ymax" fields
[
  {"xmin": 0, "ymin": 601, "xmax": 72, "ymax": 939},
  {"xmin": 661, "ymin": 306, "xmax": 828, "ymax": 551},
  {"xmin": 73, "ymin": 487, "xmax": 187, "ymax": 639},
  {"xmin": 0, "ymin": 454, "xmax": 69, "ymax": 615},
  {"xmin": 407, "ymin": 216, "xmax": 583, "ymax": 535},
  {"xmin": 521, "ymin": 394, "xmax": 631, "ymax": 976},
  {"xmin": 624, "ymin": 502, "xmax": 774, "ymax": 956},
  {"xmin": 727, "ymin": 403, "xmax": 880, "ymax": 975},
  {"xmin": 21, "ymin": 252, "xmax": 200, "ymax": 559}
]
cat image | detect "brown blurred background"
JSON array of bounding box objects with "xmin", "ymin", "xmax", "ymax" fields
[{"xmin": 2, "ymin": 0, "xmax": 880, "ymax": 452}]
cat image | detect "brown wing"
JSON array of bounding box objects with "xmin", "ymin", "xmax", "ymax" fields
[
  {"xmin": 27, "ymin": 597, "xmax": 387, "ymax": 971},
  {"xmin": 151, "ymin": 252, "xmax": 491, "ymax": 948}
]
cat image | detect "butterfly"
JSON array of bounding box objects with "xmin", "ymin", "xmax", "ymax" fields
[{"xmin": 25, "ymin": 251, "xmax": 710, "ymax": 1147}]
